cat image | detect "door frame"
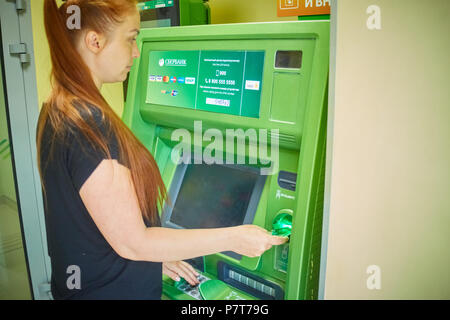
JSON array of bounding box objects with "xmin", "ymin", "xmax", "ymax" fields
[{"xmin": 0, "ymin": 0, "xmax": 51, "ymax": 299}]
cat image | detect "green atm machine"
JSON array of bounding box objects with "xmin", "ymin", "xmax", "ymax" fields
[
  {"xmin": 138, "ymin": 0, "xmax": 210, "ymax": 28},
  {"xmin": 123, "ymin": 21, "xmax": 329, "ymax": 300}
]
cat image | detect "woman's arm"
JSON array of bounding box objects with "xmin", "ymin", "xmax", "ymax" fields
[{"xmin": 80, "ymin": 159, "xmax": 286, "ymax": 263}]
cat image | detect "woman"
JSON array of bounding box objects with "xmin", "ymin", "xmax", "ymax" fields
[{"xmin": 37, "ymin": 0, "xmax": 286, "ymax": 300}]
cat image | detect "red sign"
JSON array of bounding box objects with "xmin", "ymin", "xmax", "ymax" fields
[{"xmin": 277, "ymin": 0, "xmax": 330, "ymax": 17}]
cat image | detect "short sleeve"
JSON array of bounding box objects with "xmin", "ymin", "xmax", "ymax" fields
[{"xmin": 66, "ymin": 107, "xmax": 121, "ymax": 192}]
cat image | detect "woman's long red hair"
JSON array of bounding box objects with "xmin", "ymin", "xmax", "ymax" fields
[{"xmin": 37, "ymin": 0, "xmax": 167, "ymax": 225}]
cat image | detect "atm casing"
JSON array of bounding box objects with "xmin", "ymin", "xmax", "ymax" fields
[{"xmin": 123, "ymin": 21, "xmax": 329, "ymax": 300}]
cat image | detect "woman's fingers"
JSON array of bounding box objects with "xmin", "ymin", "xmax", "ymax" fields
[
  {"xmin": 231, "ymin": 225, "xmax": 289, "ymax": 258},
  {"xmin": 163, "ymin": 264, "xmax": 181, "ymax": 282},
  {"xmin": 270, "ymin": 235, "xmax": 289, "ymax": 245},
  {"xmin": 176, "ymin": 261, "xmax": 199, "ymax": 286},
  {"xmin": 164, "ymin": 261, "xmax": 199, "ymax": 286},
  {"xmin": 181, "ymin": 261, "xmax": 199, "ymax": 277}
]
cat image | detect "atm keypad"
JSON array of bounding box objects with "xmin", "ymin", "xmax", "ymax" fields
[{"xmin": 175, "ymin": 273, "xmax": 210, "ymax": 300}]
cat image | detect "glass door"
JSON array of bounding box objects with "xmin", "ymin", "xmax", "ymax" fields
[{"xmin": 0, "ymin": 38, "xmax": 32, "ymax": 299}]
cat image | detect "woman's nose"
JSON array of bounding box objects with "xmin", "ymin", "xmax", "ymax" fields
[{"xmin": 133, "ymin": 42, "xmax": 140, "ymax": 59}]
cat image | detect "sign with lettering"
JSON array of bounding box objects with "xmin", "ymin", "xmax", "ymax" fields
[
  {"xmin": 146, "ymin": 50, "xmax": 265, "ymax": 118},
  {"xmin": 277, "ymin": 0, "xmax": 330, "ymax": 17}
]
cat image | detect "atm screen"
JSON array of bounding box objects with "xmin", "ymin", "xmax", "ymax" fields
[
  {"xmin": 146, "ymin": 50, "xmax": 265, "ymax": 118},
  {"xmin": 163, "ymin": 162, "xmax": 266, "ymax": 230}
]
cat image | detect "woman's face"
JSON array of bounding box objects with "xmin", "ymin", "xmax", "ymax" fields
[{"xmin": 94, "ymin": 9, "xmax": 141, "ymax": 84}]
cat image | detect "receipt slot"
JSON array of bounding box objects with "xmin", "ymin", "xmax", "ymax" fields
[{"xmin": 123, "ymin": 21, "xmax": 329, "ymax": 300}]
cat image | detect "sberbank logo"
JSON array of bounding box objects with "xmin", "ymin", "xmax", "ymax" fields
[{"xmin": 159, "ymin": 58, "xmax": 187, "ymax": 67}]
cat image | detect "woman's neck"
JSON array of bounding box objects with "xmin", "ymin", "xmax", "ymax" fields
[{"xmin": 92, "ymin": 74, "xmax": 103, "ymax": 91}]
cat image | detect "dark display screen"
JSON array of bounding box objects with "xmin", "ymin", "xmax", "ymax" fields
[{"xmin": 169, "ymin": 163, "xmax": 260, "ymax": 229}]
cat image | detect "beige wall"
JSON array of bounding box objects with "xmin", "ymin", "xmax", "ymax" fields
[
  {"xmin": 324, "ymin": 0, "xmax": 450, "ymax": 299},
  {"xmin": 209, "ymin": 0, "xmax": 297, "ymax": 24},
  {"xmin": 30, "ymin": 0, "xmax": 124, "ymax": 115}
]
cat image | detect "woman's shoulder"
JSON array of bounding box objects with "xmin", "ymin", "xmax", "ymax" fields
[
  {"xmin": 69, "ymin": 101, "xmax": 118, "ymax": 141},
  {"xmin": 73, "ymin": 101, "xmax": 106, "ymax": 124},
  {"xmin": 69, "ymin": 101, "xmax": 119, "ymax": 153}
]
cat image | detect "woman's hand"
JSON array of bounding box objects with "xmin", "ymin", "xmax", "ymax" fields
[
  {"xmin": 231, "ymin": 225, "xmax": 288, "ymax": 258},
  {"xmin": 163, "ymin": 261, "xmax": 200, "ymax": 286}
]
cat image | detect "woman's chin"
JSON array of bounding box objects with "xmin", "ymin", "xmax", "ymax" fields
[{"xmin": 116, "ymin": 73, "xmax": 129, "ymax": 83}]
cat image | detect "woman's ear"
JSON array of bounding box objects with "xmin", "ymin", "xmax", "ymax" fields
[{"xmin": 85, "ymin": 30, "xmax": 105, "ymax": 54}]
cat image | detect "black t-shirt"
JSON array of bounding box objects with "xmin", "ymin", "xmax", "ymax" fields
[{"xmin": 39, "ymin": 104, "xmax": 162, "ymax": 300}]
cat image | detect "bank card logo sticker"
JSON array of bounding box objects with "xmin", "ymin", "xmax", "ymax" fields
[
  {"xmin": 163, "ymin": 76, "xmax": 170, "ymax": 83},
  {"xmin": 149, "ymin": 75, "xmax": 156, "ymax": 82},
  {"xmin": 170, "ymin": 76, "xmax": 177, "ymax": 83},
  {"xmin": 156, "ymin": 76, "xmax": 163, "ymax": 82},
  {"xmin": 185, "ymin": 77, "xmax": 196, "ymax": 85},
  {"xmin": 245, "ymin": 80, "xmax": 260, "ymax": 91},
  {"xmin": 177, "ymin": 77, "xmax": 185, "ymax": 84},
  {"xmin": 161, "ymin": 90, "xmax": 178, "ymax": 96},
  {"xmin": 159, "ymin": 58, "xmax": 165, "ymax": 67}
]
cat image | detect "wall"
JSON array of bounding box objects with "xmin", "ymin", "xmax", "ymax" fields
[
  {"xmin": 323, "ymin": 0, "xmax": 450, "ymax": 299},
  {"xmin": 30, "ymin": 0, "xmax": 124, "ymax": 115},
  {"xmin": 209, "ymin": 0, "xmax": 297, "ymax": 24}
]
